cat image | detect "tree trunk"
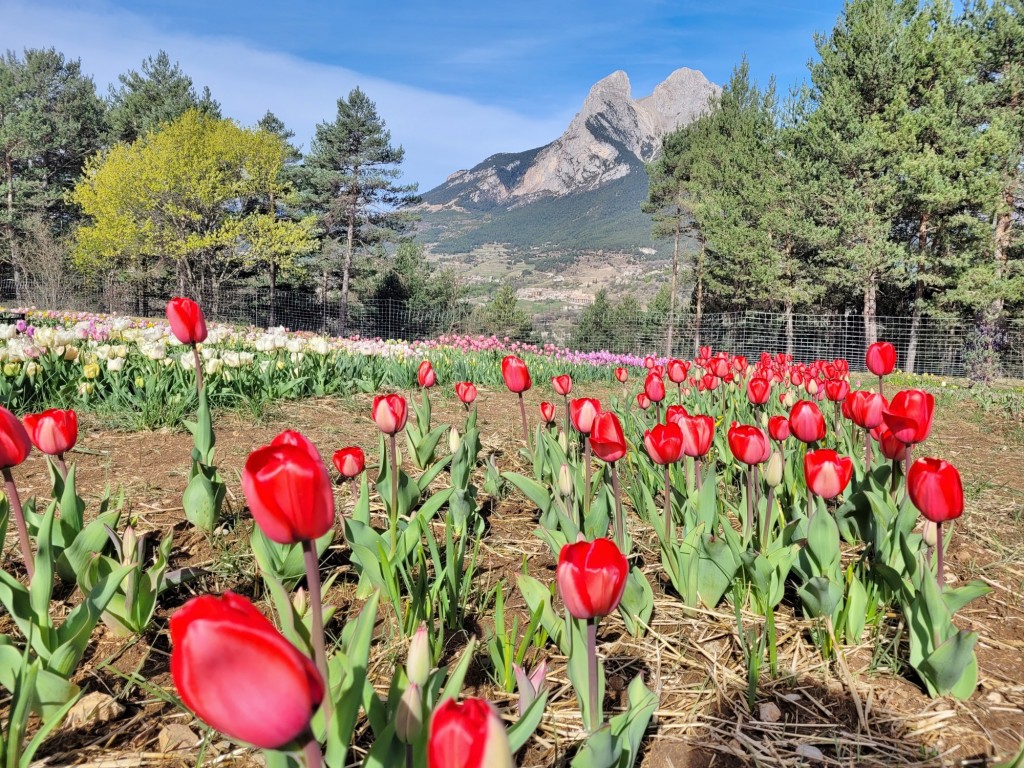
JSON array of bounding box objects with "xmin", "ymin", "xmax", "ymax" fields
[
  {"xmin": 4, "ymin": 152, "xmax": 19, "ymax": 300},
  {"xmin": 989, "ymin": 200, "xmax": 1012, "ymax": 322},
  {"xmin": 906, "ymin": 215, "xmax": 929, "ymax": 375},
  {"xmin": 321, "ymin": 268, "xmax": 329, "ymax": 334},
  {"xmin": 340, "ymin": 184, "xmax": 359, "ymax": 336},
  {"xmin": 785, "ymin": 298, "xmax": 794, "ymax": 358},
  {"xmin": 693, "ymin": 238, "xmax": 704, "ymax": 356},
  {"xmin": 665, "ymin": 208, "xmax": 680, "ymax": 358},
  {"xmin": 268, "ymin": 259, "xmax": 277, "ymax": 328},
  {"xmin": 863, "ymin": 274, "xmax": 878, "ymax": 348}
]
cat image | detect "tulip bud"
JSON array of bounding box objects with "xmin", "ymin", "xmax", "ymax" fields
[
  {"xmin": 292, "ymin": 587, "xmax": 309, "ymax": 618},
  {"xmin": 558, "ymin": 464, "xmax": 573, "ymax": 498},
  {"xmin": 121, "ymin": 525, "xmax": 139, "ymax": 566},
  {"xmin": 396, "ymin": 683, "xmax": 423, "ymax": 743},
  {"xmin": 557, "ymin": 430, "xmax": 568, "ymax": 453},
  {"xmin": 449, "ymin": 427, "xmax": 462, "ymax": 454},
  {"xmin": 922, "ymin": 520, "xmax": 938, "ymax": 548},
  {"xmin": 406, "ymin": 624, "xmax": 431, "ymax": 686},
  {"xmin": 760, "ymin": 411, "xmax": 769, "ymax": 428},
  {"xmin": 764, "ymin": 449, "xmax": 784, "ymax": 487},
  {"xmin": 781, "ymin": 391, "xmax": 795, "ymax": 408}
]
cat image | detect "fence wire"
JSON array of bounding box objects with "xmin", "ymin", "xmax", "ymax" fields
[{"xmin": 2, "ymin": 279, "xmax": 1021, "ymax": 380}]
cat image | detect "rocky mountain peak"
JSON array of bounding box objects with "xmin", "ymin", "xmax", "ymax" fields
[{"xmin": 420, "ymin": 67, "xmax": 720, "ymax": 212}]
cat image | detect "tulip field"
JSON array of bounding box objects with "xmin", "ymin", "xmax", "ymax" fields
[{"xmin": 1, "ymin": 300, "xmax": 1023, "ymax": 768}]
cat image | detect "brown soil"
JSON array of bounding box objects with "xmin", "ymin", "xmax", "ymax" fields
[{"xmin": 3, "ymin": 386, "xmax": 1023, "ymax": 767}]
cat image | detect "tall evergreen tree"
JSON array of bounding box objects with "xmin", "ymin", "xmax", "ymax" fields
[
  {"xmin": 959, "ymin": 0, "xmax": 1024, "ymax": 328},
  {"xmin": 0, "ymin": 48, "xmax": 106, "ymax": 297},
  {"xmin": 107, "ymin": 51, "xmax": 220, "ymax": 144},
  {"xmin": 800, "ymin": 0, "xmax": 919, "ymax": 347},
  {"xmin": 895, "ymin": 1, "xmax": 993, "ymax": 371},
  {"xmin": 302, "ymin": 87, "xmax": 419, "ymax": 332}
]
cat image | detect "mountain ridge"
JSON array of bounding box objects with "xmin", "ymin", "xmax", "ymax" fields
[{"xmin": 415, "ymin": 67, "xmax": 719, "ymax": 255}]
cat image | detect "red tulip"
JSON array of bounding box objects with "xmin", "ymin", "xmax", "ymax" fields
[
  {"xmin": 455, "ymin": 382, "xmax": 477, "ymax": 405},
  {"xmin": 700, "ymin": 373, "xmax": 719, "ymax": 391},
  {"xmin": 170, "ymin": 591, "xmax": 323, "ymax": 750},
  {"xmin": 767, "ymin": 415, "xmax": 790, "ymax": 442},
  {"xmin": 501, "ymin": 355, "xmax": 531, "ymax": 393},
  {"xmin": 333, "ymin": 446, "xmax": 365, "ymax": 479},
  {"xmin": 804, "ymin": 449, "xmax": 853, "ymax": 499},
  {"xmin": 643, "ymin": 356, "xmax": 655, "ymax": 369},
  {"xmin": 871, "ymin": 423, "xmax": 908, "ymax": 461},
  {"xmin": 667, "ymin": 359, "xmax": 688, "ymax": 384},
  {"xmin": 589, "ymin": 411, "xmax": 626, "ymax": 463},
  {"xmin": 824, "ymin": 379, "xmax": 850, "ymax": 402},
  {"xmin": 636, "ymin": 393, "xmax": 651, "ymax": 410},
  {"xmin": 372, "ymin": 394, "xmax": 408, "ymax": 435},
  {"xmin": 417, "ymin": 360, "xmax": 436, "ymax": 388},
  {"xmin": 747, "ymin": 376, "xmax": 771, "ymax": 405},
  {"xmin": 847, "ymin": 390, "xmax": 887, "ymax": 430},
  {"xmin": 644, "ymin": 422, "xmax": 684, "ymax": 465},
  {"xmin": 614, "ymin": 367, "xmax": 628, "ymax": 383},
  {"xmin": 242, "ymin": 431, "xmax": 335, "ymax": 544},
  {"xmin": 728, "ymin": 423, "xmax": 771, "ymax": 465},
  {"xmin": 665, "ymin": 404, "xmax": 688, "ymax": 424},
  {"xmin": 677, "ymin": 413, "xmax": 714, "ymax": 458},
  {"xmin": 883, "ymin": 389, "xmax": 935, "ymax": 445},
  {"xmin": 428, "ymin": 697, "xmax": 513, "ymax": 768},
  {"xmin": 539, "ymin": 401, "xmax": 556, "ymax": 424},
  {"xmin": 22, "ymin": 408, "xmax": 77, "ymax": 456},
  {"xmin": 569, "ymin": 398, "xmax": 601, "ymax": 435},
  {"xmin": 644, "ymin": 372, "xmax": 666, "ymax": 403},
  {"xmin": 556, "ymin": 538, "xmax": 628, "ymax": 620},
  {"xmin": 907, "ymin": 458, "xmax": 963, "ymax": 524},
  {"xmin": 866, "ymin": 341, "xmax": 897, "ymax": 377},
  {"xmin": 551, "ymin": 374, "xmax": 573, "ymax": 396},
  {"xmin": 788, "ymin": 400, "xmax": 826, "ymax": 444},
  {"xmin": 0, "ymin": 406, "xmax": 31, "ymax": 469},
  {"xmin": 166, "ymin": 297, "xmax": 208, "ymax": 345}
]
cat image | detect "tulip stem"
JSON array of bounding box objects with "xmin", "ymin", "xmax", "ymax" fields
[
  {"xmin": 54, "ymin": 454, "xmax": 68, "ymax": 482},
  {"xmin": 302, "ymin": 539, "xmax": 333, "ymax": 731},
  {"xmin": 864, "ymin": 428, "xmax": 873, "ymax": 473},
  {"xmin": 745, "ymin": 468, "xmax": 755, "ymax": 540},
  {"xmin": 654, "ymin": 400, "xmax": 661, "ymax": 423},
  {"xmin": 677, "ymin": 382, "xmax": 682, "ymax": 405},
  {"xmin": 902, "ymin": 444, "xmax": 914, "ymax": 505},
  {"xmin": 663, "ymin": 465, "xmax": 672, "ymax": 543},
  {"xmin": 611, "ymin": 461, "xmax": 625, "ymax": 552},
  {"xmin": 389, "ymin": 434, "xmax": 399, "ymax": 554},
  {"xmin": 563, "ymin": 394, "xmax": 570, "ymax": 442},
  {"xmin": 2, "ymin": 468, "xmax": 33, "ymax": 579},
  {"xmin": 877, "ymin": 374, "xmax": 884, "ymax": 399},
  {"xmin": 763, "ymin": 486, "xmax": 775, "ymax": 545},
  {"xmin": 694, "ymin": 456, "xmax": 702, "ymax": 492},
  {"xmin": 586, "ymin": 619, "xmax": 600, "ymax": 732},
  {"xmin": 303, "ymin": 735, "xmax": 324, "ymax": 768},
  {"xmin": 517, "ymin": 392, "xmax": 530, "ymax": 446},
  {"xmin": 584, "ymin": 438, "xmax": 592, "ymax": 525},
  {"xmin": 936, "ymin": 521, "xmax": 944, "ymax": 589},
  {"xmin": 191, "ymin": 343, "xmax": 204, "ymax": 398}
]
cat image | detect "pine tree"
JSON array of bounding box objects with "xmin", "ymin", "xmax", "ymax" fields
[
  {"xmin": 0, "ymin": 48, "xmax": 106, "ymax": 297},
  {"xmin": 959, "ymin": 0, "xmax": 1024, "ymax": 328},
  {"xmin": 107, "ymin": 51, "xmax": 220, "ymax": 144},
  {"xmin": 800, "ymin": 0, "xmax": 919, "ymax": 347},
  {"xmin": 302, "ymin": 87, "xmax": 419, "ymax": 333}
]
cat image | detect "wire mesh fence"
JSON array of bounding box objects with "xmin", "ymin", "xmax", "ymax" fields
[{"xmin": 2, "ymin": 278, "xmax": 1021, "ymax": 380}]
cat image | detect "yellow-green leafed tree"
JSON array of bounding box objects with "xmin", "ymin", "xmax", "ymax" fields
[{"xmin": 71, "ymin": 108, "xmax": 314, "ymax": 310}]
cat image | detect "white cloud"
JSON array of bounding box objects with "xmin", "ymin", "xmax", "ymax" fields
[{"xmin": 0, "ymin": 0, "xmax": 574, "ymax": 190}]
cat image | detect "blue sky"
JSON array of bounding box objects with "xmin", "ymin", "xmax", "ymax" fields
[{"xmin": 2, "ymin": 0, "xmax": 846, "ymax": 190}]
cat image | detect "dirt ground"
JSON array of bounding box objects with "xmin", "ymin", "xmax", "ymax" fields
[{"xmin": 2, "ymin": 384, "xmax": 1023, "ymax": 767}]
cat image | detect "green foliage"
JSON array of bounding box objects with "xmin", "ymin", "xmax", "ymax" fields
[
  {"xmin": 301, "ymin": 87, "xmax": 419, "ymax": 326},
  {"xmin": 106, "ymin": 50, "xmax": 220, "ymax": 144},
  {"xmin": 0, "ymin": 48, "xmax": 106, "ymax": 286},
  {"xmin": 477, "ymin": 284, "xmax": 534, "ymax": 340},
  {"xmin": 71, "ymin": 109, "xmax": 314, "ymax": 304}
]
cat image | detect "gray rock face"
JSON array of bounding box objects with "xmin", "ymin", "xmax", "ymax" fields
[{"xmin": 422, "ymin": 68, "xmax": 720, "ymax": 211}]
